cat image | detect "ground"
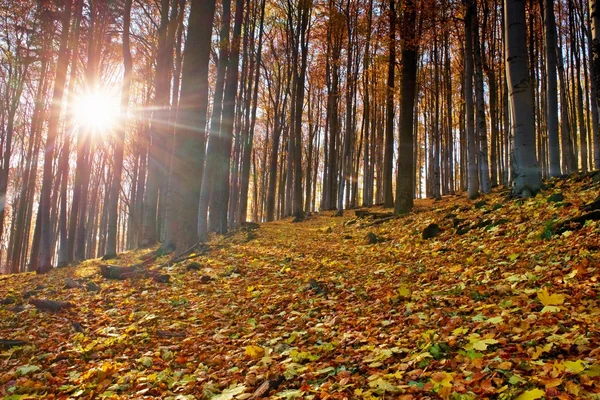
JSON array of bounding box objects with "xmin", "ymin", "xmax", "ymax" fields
[{"xmin": 1, "ymin": 174, "xmax": 600, "ymax": 399}]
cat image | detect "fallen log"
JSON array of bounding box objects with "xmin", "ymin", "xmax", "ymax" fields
[
  {"xmin": 553, "ymin": 210, "xmax": 600, "ymax": 235},
  {"xmin": 0, "ymin": 339, "xmax": 29, "ymax": 348},
  {"xmin": 100, "ymin": 265, "xmax": 137, "ymax": 280},
  {"xmin": 29, "ymin": 299, "xmax": 75, "ymax": 312}
]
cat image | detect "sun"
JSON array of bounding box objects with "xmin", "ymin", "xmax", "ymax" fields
[{"xmin": 73, "ymin": 90, "xmax": 120, "ymax": 133}]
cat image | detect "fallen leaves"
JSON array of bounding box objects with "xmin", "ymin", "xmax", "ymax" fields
[{"xmin": 1, "ymin": 175, "xmax": 600, "ymax": 398}]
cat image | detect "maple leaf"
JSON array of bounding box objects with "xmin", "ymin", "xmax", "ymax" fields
[
  {"xmin": 563, "ymin": 359, "xmax": 586, "ymax": 374},
  {"xmin": 515, "ymin": 388, "xmax": 545, "ymax": 400},
  {"xmin": 368, "ymin": 378, "xmax": 400, "ymax": 394},
  {"xmin": 464, "ymin": 334, "xmax": 498, "ymax": 351},
  {"xmin": 537, "ymin": 289, "xmax": 565, "ymax": 306},
  {"xmin": 211, "ymin": 384, "xmax": 247, "ymax": 400}
]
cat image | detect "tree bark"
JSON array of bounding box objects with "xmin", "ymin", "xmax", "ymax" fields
[
  {"xmin": 465, "ymin": 0, "xmax": 479, "ymax": 199},
  {"xmin": 395, "ymin": 0, "xmax": 418, "ymax": 213},
  {"xmin": 505, "ymin": 0, "xmax": 542, "ymax": 195},
  {"xmin": 37, "ymin": 0, "xmax": 72, "ymax": 273},
  {"xmin": 105, "ymin": 0, "xmax": 132, "ymax": 259},
  {"xmin": 543, "ymin": 0, "xmax": 561, "ymax": 176},
  {"xmin": 384, "ymin": 0, "xmax": 396, "ymax": 208}
]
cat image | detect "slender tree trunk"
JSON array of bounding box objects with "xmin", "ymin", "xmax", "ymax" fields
[
  {"xmin": 465, "ymin": 0, "xmax": 479, "ymax": 199},
  {"xmin": 473, "ymin": 6, "xmax": 491, "ymax": 194},
  {"xmin": 384, "ymin": 0, "xmax": 396, "ymax": 208},
  {"xmin": 37, "ymin": 0, "xmax": 72, "ymax": 273},
  {"xmin": 543, "ymin": 0, "xmax": 561, "ymax": 176},
  {"xmin": 105, "ymin": 0, "xmax": 132, "ymax": 258},
  {"xmin": 590, "ymin": 0, "xmax": 600, "ymax": 168},
  {"xmin": 200, "ymin": 0, "xmax": 243, "ymax": 240}
]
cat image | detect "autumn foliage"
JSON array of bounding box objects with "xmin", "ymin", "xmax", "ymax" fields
[{"xmin": 1, "ymin": 174, "xmax": 600, "ymax": 399}]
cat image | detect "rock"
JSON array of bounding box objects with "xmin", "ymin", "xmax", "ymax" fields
[
  {"xmin": 152, "ymin": 274, "xmax": 170, "ymax": 284},
  {"xmin": 86, "ymin": 281, "xmax": 101, "ymax": 292},
  {"xmin": 474, "ymin": 200, "xmax": 487, "ymax": 209},
  {"xmin": 0, "ymin": 296, "xmax": 16, "ymax": 305},
  {"xmin": 366, "ymin": 232, "xmax": 379, "ymax": 244},
  {"xmin": 309, "ymin": 278, "xmax": 325, "ymax": 295},
  {"xmin": 64, "ymin": 278, "xmax": 82, "ymax": 289},
  {"xmin": 422, "ymin": 223, "xmax": 440, "ymax": 239},
  {"xmin": 186, "ymin": 262, "xmax": 202, "ymax": 271},
  {"xmin": 547, "ymin": 192, "xmax": 564, "ymax": 203}
]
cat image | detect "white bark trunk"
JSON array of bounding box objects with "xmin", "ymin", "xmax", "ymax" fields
[{"xmin": 505, "ymin": 0, "xmax": 541, "ymax": 195}]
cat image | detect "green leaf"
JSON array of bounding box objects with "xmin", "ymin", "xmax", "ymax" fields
[
  {"xmin": 15, "ymin": 365, "xmax": 40, "ymax": 376},
  {"xmin": 138, "ymin": 356, "xmax": 153, "ymax": 368}
]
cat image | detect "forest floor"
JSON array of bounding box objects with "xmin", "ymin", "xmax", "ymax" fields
[{"xmin": 2, "ymin": 174, "xmax": 600, "ymax": 400}]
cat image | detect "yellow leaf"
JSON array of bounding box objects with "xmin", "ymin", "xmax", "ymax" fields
[
  {"xmin": 563, "ymin": 359, "xmax": 586, "ymax": 374},
  {"xmin": 564, "ymin": 381, "xmax": 580, "ymax": 396},
  {"xmin": 430, "ymin": 371, "xmax": 454, "ymax": 389},
  {"xmin": 496, "ymin": 361, "xmax": 512, "ymax": 370},
  {"xmin": 515, "ymin": 388, "xmax": 545, "ymax": 400},
  {"xmin": 452, "ymin": 327, "xmax": 468, "ymax": 336},
  {"xmin": 245, "ymin": 345, "xmax": 264, "ymax": 359},
  {"xmin": 486, "ymin": 316, "xmax": 503, "ymax": 324},
  {"xmin": 246, "ymin": 286, "xmax": 255, "ymax": 292},
  {"xmin": 531, "ymin": 343, "xmax": 553, "ymax": 360},
  {"xmin": 397, "ymin": 284, "xmax": 411, "ymax": 298},
  {"xmin": 472, "ymin": 338, "xmax": 498, "ymax": 351},
  {"xmin": 541, "ymin": 377, "xmax": 562, "ymax": 388},
  {"xmin": 537, "ymin": 289, "xmax": 565, "ymax": 306}
]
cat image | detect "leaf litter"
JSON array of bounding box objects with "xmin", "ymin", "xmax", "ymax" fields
[{"xmin": 1, "ymin": 173, "xmax": 600, "ymax": 399}]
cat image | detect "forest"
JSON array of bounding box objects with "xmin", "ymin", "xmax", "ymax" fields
[
  {"xmin": 0, "ymin": 0, "xmax": 597, "ymax": 273},
  {"xmin": 1, "ymin": 0, "xmax": 600, "ymax": 398}
]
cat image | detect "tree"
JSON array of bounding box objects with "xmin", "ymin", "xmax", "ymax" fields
[
  {"xmin": 384, "ymin": 0, "xmax": 396, "ymax": 208},
  {"xmin": 37, "ymin": 0, "xmax": 72, "ymax": 273},
  {"xmin": 464, "ymin": 0, "xmax": 479, "ymax": 199},
  {"xmin": 544, "ymin": 0, "xmax": 561, "ymax": 177},
  {"xmin": 505, "ymin": 0, "xmax": 542, "ymax": 195},
  {"xmin": 170, "ymin": 0, "xmax": 217, "ymax": 250},
  {"xmin": 104, "ymin": 0, "xmax": 133, "ymax": 259},
  {"xmin": 591, "ymin": 0, "xmax": 600, "ymax": 168},
  {"xmin": 395, "ymin": 0, "xmax": 418, "ymax": 213}
]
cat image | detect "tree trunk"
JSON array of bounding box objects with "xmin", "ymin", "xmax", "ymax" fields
[
  {"xmin": 384, "ymin": 0, "xmax": 396, "ymax": 208},
  {"xmin": 169, "ymin": 0, "xmax": 216, "ymax": 249},
  {"xmin": 543, "ymin": 0, "xmax": 561, "ymax": 176},
  {"xmin": 465, "ymin": 0, "xmax": 479, "ymax": 199},
  {"xmin": 37, "ymin": 0, "xmax": 72, "ymax": 273},
  {"xmin": 473, "ymin": 5, "xmax": 491, "ymax": 194},
  {"xmin": 105, "ymin": 0, "xmax": 132, "ymax": 259},
  {"xmin": 395, "ymin": 0, "xmax": 418, "ymax": 213},
  {"xmin": 505, "ymin": 0, "xmax": 542, "ymax": 195},
  {"xmin": 200, "ymin": 0, "xmax": 243, "ymax": 240}
]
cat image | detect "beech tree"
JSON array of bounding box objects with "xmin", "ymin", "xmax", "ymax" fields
[
  {"xmin": 505, "ymin": 0, "xmax": 542, "ymax": 195},
  {"xmin": 1, "ymin": 0, "xmax": 599, "ymax": 274}
]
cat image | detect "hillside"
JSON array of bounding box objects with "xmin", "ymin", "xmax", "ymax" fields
[{"xmin": 1, "ymin": 174, "xmax": 600, "ymax": 399}]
